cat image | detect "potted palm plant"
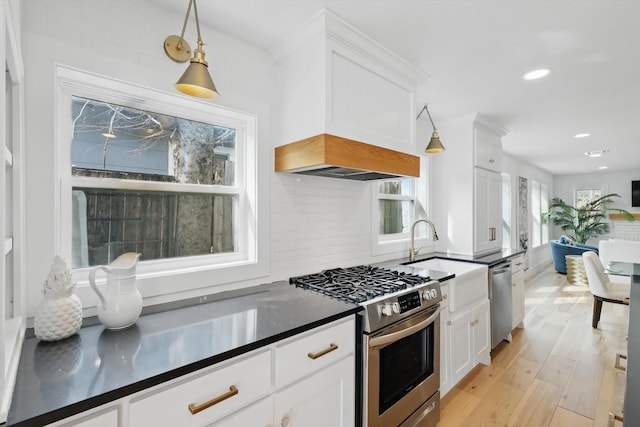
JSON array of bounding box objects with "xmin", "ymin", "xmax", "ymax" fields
[{"xmin": 543, "ymin": 193, "xmax": 634, "ymax": 244}]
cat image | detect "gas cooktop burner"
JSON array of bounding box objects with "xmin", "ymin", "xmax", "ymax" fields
[{"xmin": 290, "ymin": 265, "xmax": 431, "ymax": 304}]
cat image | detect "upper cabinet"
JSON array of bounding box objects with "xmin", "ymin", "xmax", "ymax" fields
[
  {"xmin": 270, "ymin": 9, "xmax": 428, "ymax": 154},
  {"xmin": 473, "ymin": 120, "xmax": 503, "ymax": 172}
]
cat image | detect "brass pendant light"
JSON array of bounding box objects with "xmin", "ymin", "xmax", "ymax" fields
[
  {"xmin": 164, "ymin": 0, "xmax": 219, "ymax": 99},
  {"xmin": 416, "ymin": 104, "xmax": 445, "ymax": 153}
]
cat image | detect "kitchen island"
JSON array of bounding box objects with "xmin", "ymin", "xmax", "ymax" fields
[{"xmin": 7, "ymin": 281, "xmax": 361, "ymax": 426}]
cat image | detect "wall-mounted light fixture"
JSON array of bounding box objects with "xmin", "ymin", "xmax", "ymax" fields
[
  {"xmin": 163, "ymin": 0, "xmax": 219, "ymax": 99},
  {"xmin": 416, "ymin": 104, "xmax": 445, "ymax": 153}
]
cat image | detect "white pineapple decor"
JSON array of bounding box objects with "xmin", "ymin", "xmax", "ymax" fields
[{"xmin": 34, "ymin": 256, "xmax": 83, "ymax": 341}]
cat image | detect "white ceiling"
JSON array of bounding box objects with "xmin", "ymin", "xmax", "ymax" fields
[{"xmin": 154, "ymin": 0, "xmax": 640, "ymax": 176}]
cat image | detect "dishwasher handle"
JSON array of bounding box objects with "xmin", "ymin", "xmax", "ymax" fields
[{"xmin": 491, "ymin": 263, "xmax": 511, "ymax": 275}]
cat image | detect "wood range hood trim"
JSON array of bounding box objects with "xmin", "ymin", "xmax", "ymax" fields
[{"xmin": 274, "ymin": 134, "xmax": 420, "ymax": 181}]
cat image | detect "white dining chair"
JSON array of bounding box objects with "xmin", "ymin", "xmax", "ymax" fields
[{"xmin": 582, "ymin": 251, "xmax": 630, "ymax": 328}]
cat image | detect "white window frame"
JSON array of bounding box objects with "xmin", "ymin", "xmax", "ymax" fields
[
  {"xmin": 372, "ymin": 160, "xmax": 430, "ymax": 256},
  {"xmin": 541, "ymin": 183, "xmax": 549, "ymax": 245},
  {"xmin": 54, "ymin": 65, "xmax": 262, "ymax": 302},
  {"xmin": 531, "ymin": 181, "xmax": 541, "ymax": 248},
  {"xmin": 1, "ymin": 2, "xmax": 26, "ymax": 421},
  {"xmin": 531, "ymin": 180, "xmax": 549, "ymax": 248}
]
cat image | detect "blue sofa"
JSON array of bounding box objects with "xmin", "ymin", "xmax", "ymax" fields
[{"xmin": 550, "ymin": 238, "xmax": 598, "ymax": 274}]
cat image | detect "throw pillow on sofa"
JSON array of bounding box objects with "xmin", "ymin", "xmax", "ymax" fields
[{"xmin": 559, "ymin": 235, "xmax": 576, "ymax": 246}]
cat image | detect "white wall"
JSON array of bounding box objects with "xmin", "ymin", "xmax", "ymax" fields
[
  {"xmin": 21, "ymin": 1, "xmax": 417, "ymax": 317},
  {"xmin": 502, "ymin": 153, "xmax": 554, "ymax": 277},
  {"xmin": 22, "ymin": 0, "xmax": 279, "ymax": 316},
  {"xmin": 554, "ymin": 169, "xmax": 640, "ymax": 243}
]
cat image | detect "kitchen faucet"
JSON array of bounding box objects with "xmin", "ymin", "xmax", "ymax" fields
[{"xmin": 409, "ymin": 219, "xmax": 439, "ymax": 262}]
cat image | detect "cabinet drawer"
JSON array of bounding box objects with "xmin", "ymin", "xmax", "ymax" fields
[
  {"xmin": 511, "ymin": 255, "xmax": 525, "ymax": 274},
  {"xmin": 275, "ymin": 317, "xmax": 354, "ymax": 388},
  {"xmin": 130, "ymin": 350, "xmax": 271, "ymax": 427}
]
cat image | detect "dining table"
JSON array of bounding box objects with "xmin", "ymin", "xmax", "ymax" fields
[{"xmin": 605, "ymin": 261, "xmax": 640, "ymax": 427}]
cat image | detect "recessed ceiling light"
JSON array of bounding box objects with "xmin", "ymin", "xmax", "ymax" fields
[
  {"xmin": 598, "ymin": 166, "xmax": 608, "ymax": 170},
  {"xmin": 574, "ymin": 133, "xmax": 591, "ymax": 138},
  {"xmin": 585, "ymin": 150, "xmax": 609, "ymax": 158},
  {"xmin": 523, "ymin": 68, "xmax": 551, "ymax": 80}
]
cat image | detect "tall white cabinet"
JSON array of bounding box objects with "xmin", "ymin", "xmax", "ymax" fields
[{"xmin": 432, "ymin": 114, "xmax": 508, "ymax": 256}]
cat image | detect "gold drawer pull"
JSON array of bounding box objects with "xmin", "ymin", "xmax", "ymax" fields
[
  {"xmin": 307, "ymin": 343, "xmax": 338, "ymax": 360},
  {"xmin": 188, "ymin": 385, "xmax": 238, "ymax": 415},
  {"xmin": 615, "ymin": 353, "xmax": 627, "ymax": 371}
]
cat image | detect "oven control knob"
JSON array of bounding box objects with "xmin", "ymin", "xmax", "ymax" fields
[
  {"xmin": 422, "ymin": 290, "xmax": 432, "ymax": 301},
  {"xmin": 392, "ymin": 302, "xmax": 400, "ymax": 313},
  {"xmin": 430, "ymin": 289, "xmax": 438, "ymax": 299},
  {"xmin": 381, "ymin": 304, "xmax": 393, "ymax": 316}
]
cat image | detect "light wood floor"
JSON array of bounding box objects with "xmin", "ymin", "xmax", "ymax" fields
[{"xmin": 439, "ymin": 264, "xmax": 628, "ymax": 427}]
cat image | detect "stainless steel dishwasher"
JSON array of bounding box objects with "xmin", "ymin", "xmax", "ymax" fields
[{"xmin": 489, "ymin": 262, "xmax": 513, "ymax": 349}]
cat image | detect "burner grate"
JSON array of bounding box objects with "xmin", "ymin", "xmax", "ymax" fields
[{"xmin": 290, "ymin": 265, "xmax": 430, "ymax": 304}]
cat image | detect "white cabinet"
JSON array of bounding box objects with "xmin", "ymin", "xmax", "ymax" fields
[
  {"xmin": 511, "ymin": 255, "xmax": 525, "ymax": 328},
  {"xmin": 447, "ymin": 299, "xmax": 491, "ymax": 386},
  {"xmin": 439, "ymin": 282, "xmax": 452, "ymax": 397},
  {"xmin": 433, "ymin": 114, "xmax": 507, "ymax": 256},
  {"xmin": 472, "ymin": 299, "xmax": 491, "ymax": 365},
  {"xmin": 274, "ymin": 356, "xmax": 354, "ymax": 427},
  {"xmin": 474, "ymin": 168, "xmax": 503, "ymax": 254},
  {"xmin": 274, "ymin": 317, "xmax": 354, "ymax": 389},
  {"xmin": 46, "ymin": 405, "xmax": 119, "ymax": 427},
  {"xmin": 474, "ymin": 122, "xmax": 502, "ymax": 172},
  {"xmin": 127, "ymin": 317, "xmax": 355, "ymax": 427},
  {"xmin": 129, "ymin": 350, "xmax": 272, "ymax": 427},
  {"xmin": 213, "ymin": 397, "xmax": 273, "ymax": 427}
]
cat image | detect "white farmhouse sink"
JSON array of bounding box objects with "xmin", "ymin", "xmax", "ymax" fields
[{"xmin": 409, "ymin": 259, "xmax": 488, "ymax": 312}]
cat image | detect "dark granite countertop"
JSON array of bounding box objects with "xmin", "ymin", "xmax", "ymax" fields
[
  {"xmin": 400, "ymin": 248, "xmax": 526, "ymax": 269},
  {"xmin": 373, "ymin": 248, "xmax": 526, "ymax": 283},
  {"xmin": 7, "ymin": 281, "xmax": 361, "ymax": 426}
]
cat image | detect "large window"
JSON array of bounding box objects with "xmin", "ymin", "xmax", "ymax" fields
[
  {"xmin": 70, "ymin": 97, "xmax": 238, "ymax": 268},
  {"xmin": 56, "ymin": 66, "xmax": 257, "ymax": 281}
]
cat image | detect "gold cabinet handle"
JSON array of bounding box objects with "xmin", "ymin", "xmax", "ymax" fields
[
  {"xmin": 615, "ymin": 353, "xmax": 627, "ymax": 371},
  {"xmin": 188, "ymin": 385, "xmax": 238, "ymax": 415},
  {"xmin": 307, "ymin": 343, "xmax": 338, "ymax": 360}
]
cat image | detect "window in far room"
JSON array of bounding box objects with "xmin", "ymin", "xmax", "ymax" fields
[
  {"xmin": 502, "ymin": 173, "xmax": 511, "ymax": 249},
  {"xmin": 531, "ymin": 180, "xmax": 549, "ymax": 248}
]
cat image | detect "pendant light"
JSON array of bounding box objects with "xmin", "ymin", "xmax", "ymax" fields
[
  {"xmin": 163, "ymin": 0, "xmax": 219, "ymax": 99},
  {"xmin": 416, "ymin": 104, "xmax": 445, "ymax": 153}
]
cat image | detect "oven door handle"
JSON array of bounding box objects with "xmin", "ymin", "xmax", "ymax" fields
[{"xmin": 369, "ymin": 306, "xmax": 440, "ymax": 348}]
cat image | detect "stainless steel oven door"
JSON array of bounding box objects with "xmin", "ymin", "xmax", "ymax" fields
[{"xmin": 364, "ymin": 305, "xmax": 440, "ymax": 427}]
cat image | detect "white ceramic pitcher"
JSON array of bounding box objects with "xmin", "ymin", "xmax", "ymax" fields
[{"xmin": 88, "ymin": 252, "xmax": 142, "ymax": 329}]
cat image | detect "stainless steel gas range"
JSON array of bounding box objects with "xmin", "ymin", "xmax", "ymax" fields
[{"xmin": 290, "ymin": 265, "xmax": 442, "ymax": 427}]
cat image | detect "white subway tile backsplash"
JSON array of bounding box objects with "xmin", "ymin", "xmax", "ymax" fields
[
  {"xmin": 270, "ymin": 174, "xmax": 378, "ymax": 277},
  {"xmin": 610, "ymin": 219, "xmax": 640, "ymax": 241}
]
